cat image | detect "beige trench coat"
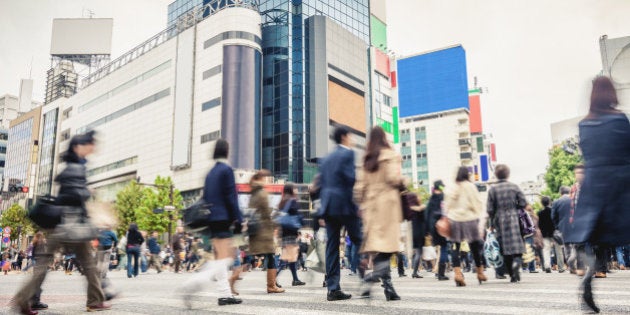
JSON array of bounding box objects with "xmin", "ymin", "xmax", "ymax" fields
[{"xmin": 354, "ymin": 148, "xmax": 404, "ymax": 254}]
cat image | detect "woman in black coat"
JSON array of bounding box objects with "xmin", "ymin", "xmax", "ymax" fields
[
  {"xmin": 424, "ymin": 180, "xmax": 449, "ymax": 281},
  {"xmin": 125, "ymin": 223, "xmax": 144, "ymax": 278},
  {"xmin": 564, "ymin": 76, "xmax": 630, "ymax": 313}
]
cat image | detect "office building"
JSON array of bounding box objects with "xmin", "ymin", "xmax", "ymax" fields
[
  {"xmin": 0, "ymin": 128, "xmax": 7, "ymax": 183},
  {"xmin": 3, "ymin": 107, "xmax": 42, "ymax": 210},
  {"xmin": 550, "ymin": 116, "xmax": 582, "ymax": 146},
  {"xmin": 168, "ymin": 0, "xmax": 203, "ymax": 27},
  {"xmin": 43, "ymin": 1, "xmax": 261, "ymax": 203},
  {"xmin": 0, "ymin": 95, "xmax": 20, "ymax": 129},
  {"xmin": 397, "ymin": 45, "xmax": 469, "ymax": 118}
]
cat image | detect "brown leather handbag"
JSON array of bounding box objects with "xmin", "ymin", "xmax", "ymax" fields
[{"xmin": 435, "ymin": 216, "xmax": 451, "ymax": 238}]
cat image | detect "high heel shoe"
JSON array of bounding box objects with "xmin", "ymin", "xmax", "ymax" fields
[
  {"xmin": 476, "ymin": 267, "xmax": 487, "ymax": 285},
  {"xmin": 454, "ymin": 267, "xmax": 466, "ymax": 287},
  {"xmin": 382, "ymin": 278, "xmax": 400, "ymax": 301}
]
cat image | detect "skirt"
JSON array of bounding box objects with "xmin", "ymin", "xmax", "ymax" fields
[{"xmin": 448, "ymin": 219, "xmax": 482, "ymax": 243}]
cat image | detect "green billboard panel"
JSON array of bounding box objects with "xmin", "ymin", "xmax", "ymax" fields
[{"xmin": 370, "ymin": 15, "xmax": 387, "ymax": 51}]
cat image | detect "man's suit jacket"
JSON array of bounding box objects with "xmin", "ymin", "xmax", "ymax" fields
[
  {"xmin": 551, "ymin": 194, "xmax": 571, "ymax": 235},
  {"xmin": 318, "ymin": 145, "xmax": 357, "ymax": 218}
]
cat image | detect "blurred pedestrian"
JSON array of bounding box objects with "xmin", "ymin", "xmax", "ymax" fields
[
  {"xmin": 276, "ymin": 183, "xmax": 306, "ymax": 287},
  {"xmin": 355, "ymin": 126, "xmax": 404, "ymax": 301},
  {"xmin": 97, "ymin": 225, "xmax": 119, "ymax": 300},
  {"xmin": 318, "ymin": 126, "xmax": 363, "ymax": 301},
  {"xmin": 487, "ymin": 164, "xmax": 527, "ymax": 283},
  {"xmin": 563, "ymin": 76, "xmax": 630, "ymax": 313},
  {"xmin": 172, "ymin": 227, "xmax": 185, "ymax": 273},
  {"xmin": 553, "ymin": 186, "xmax": 581, "ymax": 274},
  {"xmin": 147, "ymin": 231, "xmax": 163, "ymax": 273},
  {"xmin": 125, "ymin": 223, "xmax": 144, "ymax": 278},
  {"xmin": 539, "ymin": 196, "xmax": 565, "ymax": 273},
  {"xmin": 12, "ymin": 131, "xmax": 110, "ymax": 314},
  {"xmin": 444, "ymin": 167, "xmax": 486, "ymax": 286},
  {"xmin": 425, "ymin": 180, "xmax": 450, "ymax": 281},
  {"xmin": 179, "ymin": 139, "xmax": 243, "ymax": 307}
]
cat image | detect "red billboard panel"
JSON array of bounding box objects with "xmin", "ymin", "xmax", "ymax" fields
[
  {"xmin": 390, "ymin": 71, "xmax": 397, "ymax": 88},
  {"xmin": 374, "ymin": 49, "xmax": 390, "ymax": 77},
  {"xmin": 469, "ymin": 95, "xmax": 483, "ymax": 134},
  {"xmin": 490, "ymin": 143, "xmax": 497, "ymax": 162}
]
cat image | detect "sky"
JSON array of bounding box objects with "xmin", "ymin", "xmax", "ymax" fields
[
  {"xmin": 388, "ymin": 0, "xmax": 630, "ymax": 183},
  {"xmin": 1, "ymin": 0, "xmax": 630, "ymax": 183}
]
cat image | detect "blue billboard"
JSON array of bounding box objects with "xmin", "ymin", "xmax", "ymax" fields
[{"xmin": 397, "ymin": 45, "xmax": 469, "ymax": 117}]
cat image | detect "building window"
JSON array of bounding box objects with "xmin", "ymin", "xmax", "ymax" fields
[
  {"xmin": 203, "ymin": 31, "xmax": 262, "ymax": 49},
  {"xmin": 60, "ymin": 129, "xmax": 71, "ymax": 141},
  {"xmin": 200, "ymin": 130, "xmax": 221, "ymax": 144},
  {"xmin": 62, "ymin": 108, "xmax": 72, "ymax": 120},
  {"xmin": 87, "ymin": 156, "xmax": 138, "ymax": 177},
  {"xmin": 201, "ymin": 97, "xmax": 221, "ymax": 111},
  {"xmin": 202, "ymin": 65, "xmax": 222, "ymax": 80}
]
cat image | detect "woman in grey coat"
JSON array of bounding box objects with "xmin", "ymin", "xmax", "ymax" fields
[{"xmin": 487, "ymin": 164, "xmax": 527, "ymax": 283}]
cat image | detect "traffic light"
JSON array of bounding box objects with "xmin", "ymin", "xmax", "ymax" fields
[{"xmin": 21, "ymin": 186, "xmax": 29, "ymax": 193}]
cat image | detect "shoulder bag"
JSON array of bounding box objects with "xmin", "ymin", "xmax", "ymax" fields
[
  {"xmin": 183, "ymin": 198, "xmax": 213, "ymax": 233},
  {"xmin": 28, "ymin": 195, "xmax": 63, "ymax": 230}
]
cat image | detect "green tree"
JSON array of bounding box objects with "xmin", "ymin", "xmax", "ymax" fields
[
  {"xmin": 114, "ymin": 181, "xmax": 146, "ymax": 237},
  {"xmin": 542, "ymin": 145, "xmax": 582, "ymax": 200},
  {"xmin": 1, "ymin": 203, "xmax": 35, "ymax": 239},
  {"xmin": 135, "ymin": 176, "xmax": 183, "ymax": 235},
  {"xmin": 408, "ymin": 185, "xmax": 431, "ymax": 206}
]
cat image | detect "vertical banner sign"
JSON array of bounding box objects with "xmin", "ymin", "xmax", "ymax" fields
[{"xmin": 480, "ymin": 155, "xmax": 489, "ymax": 182}]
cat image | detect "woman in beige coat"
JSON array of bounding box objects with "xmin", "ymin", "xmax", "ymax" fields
[
  {"xmin": 247, "ymin": 170, "xmax": 284, "ymax": 294},
  {"xmin": 444, "ymin": 167, "xmax": 486, "ymax": 287},
  {"xmin": 354, "ymin": 126, "xmax": 404, "ymax": 301}
]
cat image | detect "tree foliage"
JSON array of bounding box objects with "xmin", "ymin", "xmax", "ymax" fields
[
  {"xmin": 135, "ymin": 176, "xmax": 183, "ymax": 235},
  {"xmin": 1, "ymin": 203, "xmax": 35, "ymax": 239},
  {"xmin": 407, "ymin": 185, "xmax": 431, "ymax": 206},
  {"xmin": 114, "ymin": 177, "xmax": 183, "ymax": 237},
  {"xmin": 114, "ymin": 181, "xmax": 145, "ymax": 237},
  {"xmin": 542, "ymin": 145, "xmax": 582, "ymax": 200}
]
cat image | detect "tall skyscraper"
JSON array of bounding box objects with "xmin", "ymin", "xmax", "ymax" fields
[{"xmin": 258, "ymin": 0, "xmax": 371, "ymax": 183}]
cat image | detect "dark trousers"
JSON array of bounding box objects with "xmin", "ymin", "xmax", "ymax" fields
[
  {"xmin": 325, "ymin": 215, "xmax": 362, "ymax": 292},
  {"xmin": 451, "ymin": 241, "xmax": 484, "ymax": 268},
  {"xmin": 126, "ymin": 246, "xmax": 140, "ymax": 278},
  {"xmin": 397, "ymin": 253, "xmax": 406, "ymax": 275}
]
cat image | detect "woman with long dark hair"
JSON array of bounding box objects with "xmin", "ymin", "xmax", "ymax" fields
[
  {"xmin": 355, "ymin": 126, "xmax": 404, "ymax": 301},
  {"xmin": 12, "ymin": 131, "xmax": 111, "ymax": 314},
  {"xmin": 125, "ymin": 223, "xmax": 144, "ymax": 278},
  {"xmin": 444, "ymin": 167, "xmax": 486, "ymax": 286},
  {"xmin": 276, "ymin": 183, "xmax": 306, "ymax": 287},
  {"xmin": 247, "ymin": 170, "xmax": 285, "ymax": 294},
  {"xmin": 564, "ymin": 76, "xmax": 630, "ymax": 313}
]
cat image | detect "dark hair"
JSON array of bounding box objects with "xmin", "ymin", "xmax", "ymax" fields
[
  {"xmin": 278, "ymin": 183, "xmax": 296, "ymax": 209},
  {"xmin": 364, "ymin": 126, "xmax": 390, "ymax": 173},
  {"xmin": 573, "ymin": 164, "xmax": 585, "ymax": 171},
  {"xmin": 541, "ymin": 196, "xmax": 551, "ymax": 207},
  {"xmin": 128, "ymin": 223, "xmax": 138, "ymax": 232},
  {"xmin": 495, "ymin": 164, "xmax": 510, "ymax": 180},
  {"xmin": 213, "ymin": 138, "xmax": 229, "ymax": 159},
  {"xmin": 587, "ymin": 76, "xmax": 620, "ymax": 119},
  {"xmin": 559, "ymin": 186, "xmax": 571, "ymax": 195},
  {"xmin": 250, "ymin": 169, "xmax": 270, "ymax": 185},
  {"xmin": 333, "ymin": 126, "xmax": 350, "ymax": 144},
  {"xmin": 62, "ymin": 130, "xmax": 96, "ymax": 163},
  {"xmin": 455, "ymin": 167, "xmax": 470, "ymax": 183}
]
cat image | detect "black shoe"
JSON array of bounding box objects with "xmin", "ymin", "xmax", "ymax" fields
[
  {"xmin": 31, "ymin": 302, "xmax": 48, "ymax": 310},
  {"xmin": 382, "ymin": 278, "xmax": 401, "ymax": 301},
  {"xmin": 495, "ymin": 275, "xmax": 507, "ymax": 279},
  {"xmin": 545, "ymin": 268, "xmax": 552, "ymax": 273},
  {"xmin": 529, "ymin": 270, "xmax": 539, "ymax": 273},
  {"xmin": 292, "ymin": 280, "xmax": 306, "ymax": 286},
  {"xmin": 276, "ymin": 282, "xmax": 282, "ymax": 288},
  {"xmin": 327, "ymin": 290, "xmax": 352, "ymax": 301},
  {"xmin": 412, "ymin": 273, "xmax": 423, "ymax": 279},
  {"xmin": 218, "ymin": 297, "xmax": 243, "ymax": 306},
  {"xmin": 323, "ymin": 281, "xmax": 327, "ymax": 288},
  {"xmin": 105, "ymin": 292, "xmax": 119, "ymax": 301},
  {"xmin": 437, "ymin": 275, "xmax": 450, "ymax": 281},
  {"xmin": 558, "ymin": 269, "xmax": 566, "ymax": 273},
  {"xmin": 398, "ymin": 274, "xmax": 407, "ymax": 278}
]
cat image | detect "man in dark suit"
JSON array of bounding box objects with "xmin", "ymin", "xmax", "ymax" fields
[
  {"xmin": 318, "ymin": 126, "xmax": 362, "ymax": 301},
  {"xmin": 552, "ymin": 186, "xmax": 579, "ymax": 274}
]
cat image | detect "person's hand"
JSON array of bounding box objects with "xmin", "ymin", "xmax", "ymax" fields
[{"xmin": 318, "ymin": 219, "xmax": 326, "ymax": 227}]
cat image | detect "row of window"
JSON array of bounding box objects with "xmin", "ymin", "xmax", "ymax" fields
[
  {"xmin": 87, "ymin": 156, "xmax": 138, "ymax": 178},
  {"xmin": 203, "ymin": 31, "xmax": 262, "ymax": 49},
  {"xmin": 202, "ymin": 65, "xmax": 222, "ymax": 80},
  {"xmin": 78, "ymin": 88, "xmax": 171, "ymax": 133},
  {"xmin": 200, "ymin": 130, "xmax": 221, "ymax": 144},
  {"xmin": 401, "ymin": 126, "xmax": 427, "ymax": 134},
  {"xmin": 79, "ymin": 60, "xmax": 171, "ymax": 114}
]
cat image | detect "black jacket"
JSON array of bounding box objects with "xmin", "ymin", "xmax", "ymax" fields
[
  {"xmin": 55, "ymin": 162, "xmax": 91, "ymax": 218},
  {"xmin": 537, "ymin": 207, "xmax": 555, "ymax": 238},
  {"xmin": 425, "ymin": 192, "xmax": 446, "ymax": 246},
  {"xmin": 126, "ymin": 229, "xmax": 144, "ymax": 246}
]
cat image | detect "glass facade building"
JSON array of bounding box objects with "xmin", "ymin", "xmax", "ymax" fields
[
  {"xmin": 259, "ymin": 0, "xmax": 370, "ymax": 182},
  {"xmin": 36, "ymin": 109, "xmax": 59, "ymax": 196},
  {"xmin": 5, "ymin": 118, "xmax": 34, "ymax": 186},
  {"xmin": 168, "ymin": 0, "xmax": 203, "ymax": 26},
  {"xmin": 0, "ymin": 128, "xmax": 7, "ymax": 179}
]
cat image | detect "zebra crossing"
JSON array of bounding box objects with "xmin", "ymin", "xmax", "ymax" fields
[{"xmin": 2, "ymin": 268, "xmax": 630, "ymax": 314}]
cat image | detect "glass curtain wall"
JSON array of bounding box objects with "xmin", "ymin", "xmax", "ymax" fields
[{"xmin": 259, "ymin": 0, "xmax": 369, "ymax": 183}]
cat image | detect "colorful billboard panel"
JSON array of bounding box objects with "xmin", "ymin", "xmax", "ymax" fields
[{"xmin": 469, "ymin": 94, "xmax": 483, "ymax": 134}]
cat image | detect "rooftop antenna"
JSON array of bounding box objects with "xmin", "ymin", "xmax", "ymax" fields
[{"xmin": 82, "ymin": 8, "xmax": 95, "ymax": 18}]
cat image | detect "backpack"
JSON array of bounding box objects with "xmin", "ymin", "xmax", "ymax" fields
[
  {"xmin": 484, "ymin": 231, "xmax": 504, "ymax": 268},
  {"xmin": 518, "ymin": 208, "xmax": 536, "ymax": 237}
]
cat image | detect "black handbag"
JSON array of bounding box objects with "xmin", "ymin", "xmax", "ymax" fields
[
  {"xmin": 28, "ymin": 195, "xmax": 62, "ymax": 229},
  {"xmin": 183, "ymin": 199, "xmax": 212, "ymax": 232},
  {"xmin": 51, "ymin": 208, "xmax": 98, "ymax": 243}
]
